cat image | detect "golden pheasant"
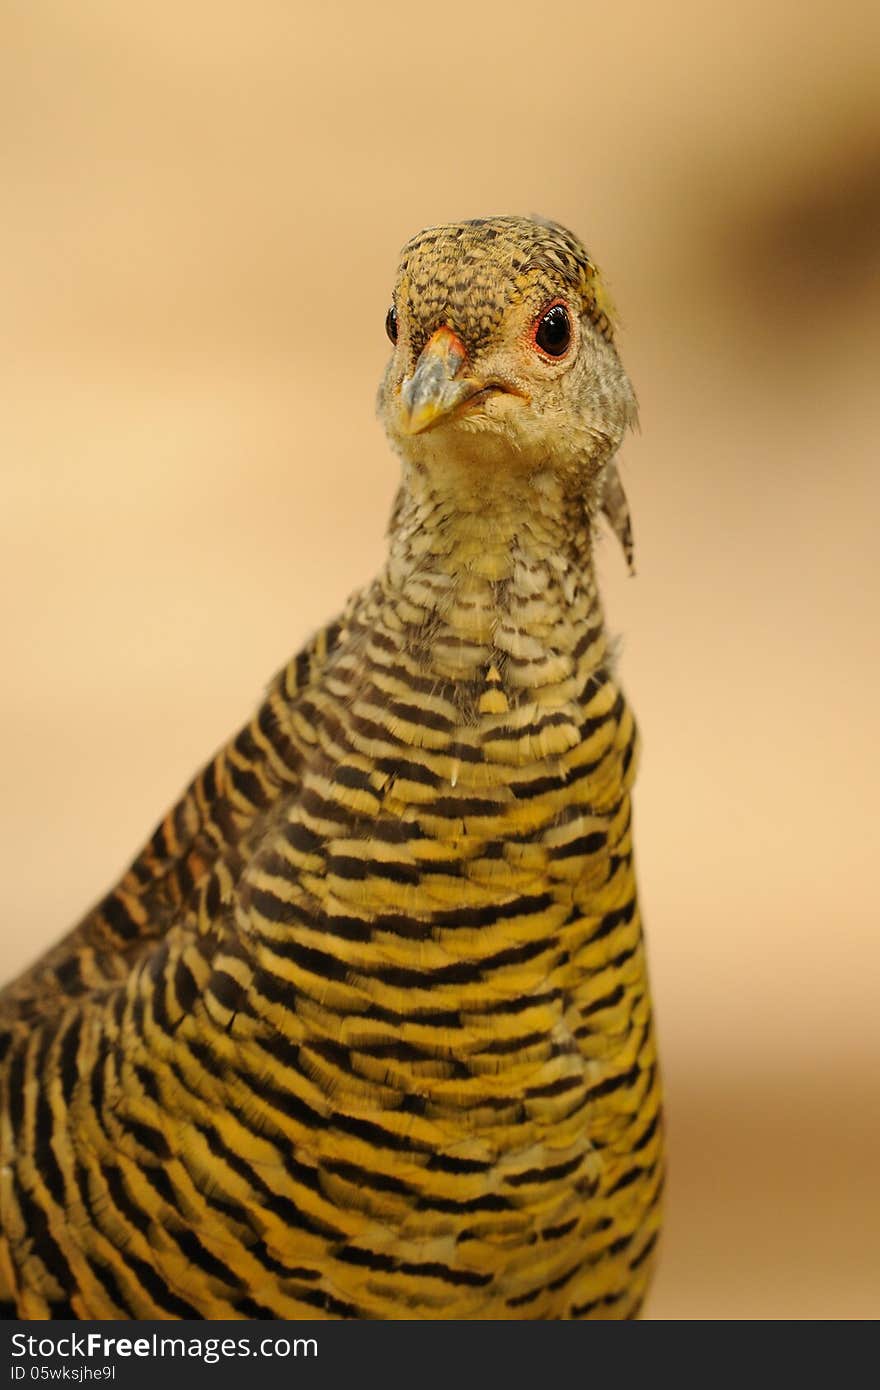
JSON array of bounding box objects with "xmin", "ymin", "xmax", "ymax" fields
[{"xmin": 0, "ymin": 216, "xmax": 663, "ymax": 1320}]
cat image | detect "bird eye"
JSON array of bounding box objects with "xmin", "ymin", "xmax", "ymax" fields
[
  {"xmin": 385, "ymin": 305, "xmax": 399, "ymax": 345},
  {"xmin": 533, "ymin": 302, "xmax": 572, "ymax": 358}
]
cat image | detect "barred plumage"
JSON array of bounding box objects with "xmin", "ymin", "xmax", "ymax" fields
[{"xmin": 0, "ymin": 216, "xmax": 663, "ymax": 1319}]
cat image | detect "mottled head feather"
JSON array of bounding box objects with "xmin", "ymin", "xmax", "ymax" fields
[
  {"xmin": 395, "ymin": 216, "xmax": 615, "ymax": 358},
  {"xmin": 381, "ymin": 215, "xmax": 637, "ymax": 562}
]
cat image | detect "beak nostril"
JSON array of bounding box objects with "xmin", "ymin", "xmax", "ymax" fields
[
  {"xmin": 420, "ymin": 326, "xmax": 468, "ymax": 375},
  {"xmin": 399, "ymin": 326, "xmax": 484, "ymax": 436}
]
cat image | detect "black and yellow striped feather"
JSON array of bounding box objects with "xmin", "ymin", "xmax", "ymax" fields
[{"xmin": 0, "ymin": 217, "xmax": 663, "ymax": 1320}]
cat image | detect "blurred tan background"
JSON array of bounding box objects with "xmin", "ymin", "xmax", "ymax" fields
[{"xmin": 2, "ymin": 1, "xmax": 879, "ymax": 1319}]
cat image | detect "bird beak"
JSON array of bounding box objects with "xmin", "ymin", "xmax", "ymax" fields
[{"xmin": 399, "ymin": 327, "xmax": 486, "ymax": 435}]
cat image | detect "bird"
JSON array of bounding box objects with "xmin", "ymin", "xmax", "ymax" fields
[{"xmin": 0, "ymin": 216, "xmax": 663, "ymax": 1320}]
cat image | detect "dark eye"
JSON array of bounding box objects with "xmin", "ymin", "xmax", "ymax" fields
[
  {"xmin": 385, "ymin": 305, "xmax": 398, "ymax": 345},
  {"xmin": 534, "ymin": 302, "xmax": 572, "ymax": 358}
]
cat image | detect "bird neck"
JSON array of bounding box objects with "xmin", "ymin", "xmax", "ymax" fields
[{"xmin": 379, "ymin": 459, "xmax": 605, "ymax": 686}]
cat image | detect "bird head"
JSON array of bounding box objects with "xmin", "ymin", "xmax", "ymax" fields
[{"xmin": 378, "ymin": 217, "xmax": 638, "ymax": 492}]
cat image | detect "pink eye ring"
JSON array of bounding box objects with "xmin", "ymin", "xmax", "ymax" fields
[{"xmin": 533, "ymin": 301, "xmax": 572, "ymax": 358}]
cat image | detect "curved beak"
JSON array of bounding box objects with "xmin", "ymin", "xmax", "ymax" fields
[{"xmin": 399, "ymin": 326, "xmax": 486, "ymax": 435}]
